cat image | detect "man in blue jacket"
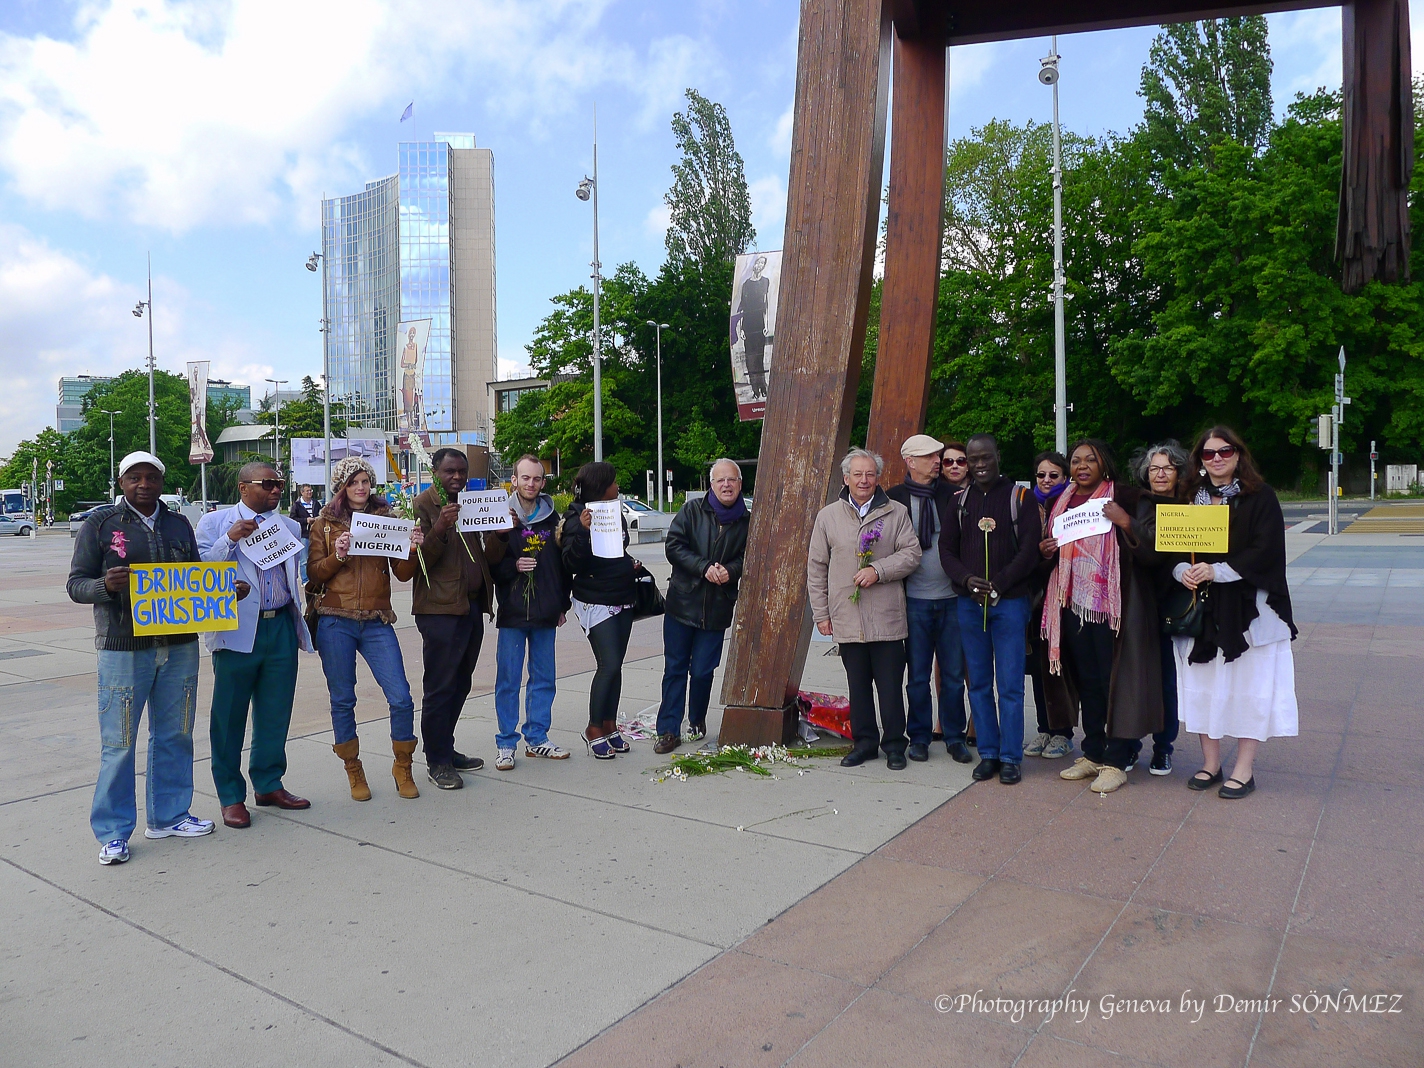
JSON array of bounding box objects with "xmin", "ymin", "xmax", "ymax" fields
[{"xmin": 196, "ymin": 461, "xmax": 313, "ymax": 828}]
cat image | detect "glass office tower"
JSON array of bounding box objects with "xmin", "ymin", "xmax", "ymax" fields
[{"xmin": 398, "ymin": 140, "xmax": 453, "ymax": 433}]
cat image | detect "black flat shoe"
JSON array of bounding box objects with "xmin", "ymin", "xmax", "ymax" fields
[
  {"xmin": 839, "ymin": 742, "xmax": 879, "ymax": 768},
  {"xmin": 999, "ymin": 762, "xmax": 1022, "ymax": 785},
  {"xmin": 946, "ymin": 740, "xmax": 973, "ymax": 764},
  {"xmin": 906, "ymin": 742, "xmax": 930, "ymax": 762},
  {"xmin": 1218, "ymin": 776, "xmax": 1256, "ymax": 799},
  {"xmin": 886, "ymin": 751, "xmax": 908, "ymax": 771},
  {"xmin": 1187, "ymin": 768, "xmax": 1224, "ymax": 791},
  {"xmin": 971, "ymin": 758, "xmax": 1001, "ymax": 781}
]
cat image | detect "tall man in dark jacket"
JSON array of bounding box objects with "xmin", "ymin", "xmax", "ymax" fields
[
  {"xmin": 68, "ymin": 452, "xmax": 239, "ymax": 865},
  {"xmin": 939, "ymin": 434, "xmax": 1041, "ymax": 785},
  {"xmin": 654, "ymin": 459, "xmax": 751, "ymax": 754},
  {"xmin": 486, "ymin": 454, "xmax": 571, "ymax": 771},
  {"xmin": 413, "ymin": 448, "xmax": 499, "ymax": 789}
]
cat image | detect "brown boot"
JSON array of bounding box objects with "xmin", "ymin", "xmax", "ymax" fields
[
  {"xmin": 333, "ymin": 739, "xmax": 371, "ymax": 801},
  {"xmin": 391, "ymin": 739, "xmax": 420, "ymax": 799}
]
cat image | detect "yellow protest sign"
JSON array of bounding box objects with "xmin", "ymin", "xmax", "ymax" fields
[
  {"xmin": 1155, "ymin": 504, "xmax": 1230, "ymax": 554},
  {"xmin": 129, "ymin": 562, "xmax": 241, "ymax": 635}
]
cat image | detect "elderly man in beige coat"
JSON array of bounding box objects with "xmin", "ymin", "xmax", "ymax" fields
[{"xmin": 808, "ymin": 448, "xmax": 922, "ymax": 769}]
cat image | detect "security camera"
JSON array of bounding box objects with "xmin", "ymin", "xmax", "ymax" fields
[
  {"xmin": 1038, "ymin": 56, "xmax": 1059, "ymax": 85},
  {"xmin": 576, "ymin": 177, "xmax": 593, "ymax": 201}
]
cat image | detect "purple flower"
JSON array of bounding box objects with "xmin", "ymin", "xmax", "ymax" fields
[{"xmin": 109, "ymin": 530, "xmax": 127, "ymax": 560}]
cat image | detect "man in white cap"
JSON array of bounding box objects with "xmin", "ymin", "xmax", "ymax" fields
[
  {"xmin": 197, "ymin": 460, "xmax": 313, "ymax": 829},
  {"xmin": 67, "ymin": 452, "xmax": 232, "ymax": 865},
  {"xmin": 887, "ymin": 434, "xmax": 971, "ymax": 764}
]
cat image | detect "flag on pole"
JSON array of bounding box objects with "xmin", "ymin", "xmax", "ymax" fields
[{"xmin": 400, "ymin": 102, "xmax": 414, "ymax": 122}]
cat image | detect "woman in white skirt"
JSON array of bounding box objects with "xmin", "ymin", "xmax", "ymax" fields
[{"xmin": 1173, "ymin": 426, "xmax": 1298, "ymax": 799}]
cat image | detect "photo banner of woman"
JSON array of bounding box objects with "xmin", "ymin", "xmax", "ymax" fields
[
  {"xmin": 729, "ymin": 250, "xmax": 781, "ymax": 421},
  {"xmin": 396, "ymin": 319, "xmax": 432, "ymax": 434},
  {"xmin": 187, "ymin": 361, "xmax": 214, "ymax": 465}
]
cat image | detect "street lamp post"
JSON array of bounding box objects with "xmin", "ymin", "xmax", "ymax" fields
[
  {"xmin": 1040, "ymin": 40, "xmax": 1068, "ymax": 454},
  {"xmin": 132, "ymin": 254, "xmax": 157, "ymax": 455},
  {"xmin": 307, "ymin": 250, "xmax": 333, "ymax": 497},
  {"xmin": 100, "ymin": 409, "xmax": 119, "ymax": 500},
  {"xmin": 646, "ymin": 321, "xmax": 671, "ymax": 511},
  {"xmin": 576, "ymin": 110, "xmax": 604, "ymax": 461},
  {"xmin": 265, "ymin": 378, "xmax": 289, "ymax": 505}
]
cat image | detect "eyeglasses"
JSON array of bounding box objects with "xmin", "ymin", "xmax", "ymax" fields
[
  {"xmin": 943, "ymin": 457, "xmax": 968, "ymax": 467},
  {"xmin": 241, "ymin": 479, "xmax": 286, "ymax": 491},
  {"xmin": 1035, "ymin": 471, "xmax": 1063, "ymax": 481},
  {"xmin": 1147, "ymin": 465, "xmax": 1176, "ymax": 476},
  {"xmin": 1200, "ymin": 446, "xmax": 1238, "ymax": 461}
]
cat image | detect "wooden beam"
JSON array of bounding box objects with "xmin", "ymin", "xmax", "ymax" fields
[
  {"xmin": 867, "ymin": 31, "xmax": 948, "ymax": 488},
  {"xmin": 719, "ymin": 0, "xmax": 891, "ymax": 746},
  {"xmin": 1338, "ymin": 0, "xmax": 1414, "ymax": 291}
]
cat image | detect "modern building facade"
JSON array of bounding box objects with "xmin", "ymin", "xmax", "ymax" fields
[
  {"xmin": 207, "ymin": 379, "xmax": 251, "ymax": 410},
  {"xmin": 322, "ymin": 133, "xmax": 496, "ymax": 445},
  {"xmin": 56, "ymin": 375, "xmax": 114, "ymax": 433}
]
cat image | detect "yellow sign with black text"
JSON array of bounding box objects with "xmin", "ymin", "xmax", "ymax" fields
[
  {"xmin": 129, "ymin": 562, "xmax": 241, "ymax": 635},
  {"xmin": 1154, "ymin": 505, "xmax": 1230, "ymax": 554}
]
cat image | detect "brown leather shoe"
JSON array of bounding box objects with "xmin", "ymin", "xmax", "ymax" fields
[
  {"xmin": 253, "ymin": 788, "xmax": 311, "ymax": 810},
  {"xmin": 222, "ymin": 802, "xmax": 251, "ymax": 828},
  {"xmin": 653, "ymin": 733, "xmax": 681, "ymax": 755}
]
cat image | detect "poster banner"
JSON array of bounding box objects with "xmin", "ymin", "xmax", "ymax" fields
[
  {"xmin": 1154, "ymin": 504, "xmax": 1230, "ymax": 554},
  {"xmin": 187, "ymin": 361, "xmax": 214, "ymax": 464},
  {"xmin": 290, "ymin": 437, "xmax": 389, "ymax": 488},
  {"xmin": 129, "ymin": 562, "xmax": 240, "ymax": 635},
  {"xmin": 348, "ymin": 512, "xmax": 415, "ymax": 558},
  {"xmin": 729, "ymin": 250, "xmax": 781, "ymax": 422},
  {"xmin": 240, "ymin": 518, "xmax": 302, "ymax": 570},
  {"xmin": 458, "ymin": 490, "xmax": 514, "ymax": 532},
  {"xmin": 396, "ymin": 319, "xmax": 432, "ymax": 434},
  {"xmin": 1051, "ymin": 498, "xmax": 1114, "ymax": 545}
]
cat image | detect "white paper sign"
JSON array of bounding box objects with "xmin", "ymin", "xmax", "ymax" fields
[
  {"xmin": 1052, "ymin": 498, "xmax": 1114, "ymax": 546},
  {"xmin": 587, "ymin": 500, "xmax": 623, "ymax": 559},
  {"xmin": 458, "ymin": 490, "xmax": 514, "ymax": 532},
  {"xmin": 348, "ymin": 512, "xmax": 415, "ymax": 558},
  {"xmin": 240, "ymin": 517, "xmax": 302, "ymax": 570}
]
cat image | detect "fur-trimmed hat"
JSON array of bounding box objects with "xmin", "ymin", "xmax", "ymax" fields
[{"xmin": 330, "ymin": 455, "xmax": 377, "ymax": 495}]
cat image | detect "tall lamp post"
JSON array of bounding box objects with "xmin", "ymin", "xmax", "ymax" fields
[
  {"xmin": 307, "ymin": 250, "xmax": 333, "ymax": 497},
  {"xmin": 132, "ymin": 254, "xmax": 157, "ymax": 455},
  {"xmin": 1039, "ymin": 40, "xmax": 1069, "ymax": 455},
  {"xmin": 646, "ymin": 321, "xmax": 671, "ymax": 511},
  {"xmin": 100, "ymin": 409, "xmax": 119, "ymax": 500},
  {"xmin": 576, "ymin": 111, "xmax": 604, "ymax": 461},
  {"xmin": 265, "ymin": 378, "xmax": 288, "ymax": 504}
]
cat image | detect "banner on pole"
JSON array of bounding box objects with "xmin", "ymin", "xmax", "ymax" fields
[
  {"xmin": 729, "ymin": 250, "xmax": 781, "ymax": 422},
  {"xmin": 348, "ymin": 512, "xmax": 415, "ymax": 558},
  {"xmin": 396, "ymin": 319, "xmax": 432, "ymax": 434},
  {"xmin": 458, "ymin": 490, "xmax": 513, "ymax": 532},
  {"xmin": 187, "ymin": 361, "xmax": 214, "ymax": 464},
  {"xmin": 1154, "ymin": 505, "xmax": 1230, "ymax": 553},
  {"xmin": 129, "ymin": 562, "xmax": 240, "ymax": 635}
]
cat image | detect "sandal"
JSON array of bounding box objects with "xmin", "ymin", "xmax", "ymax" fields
[
  {"xmin": 1218, "ymin": 776, "xmax": 1256, "ymax": 799},
  {"xmin": 1187, "ymin": 768, "xmax": 1224, "ymax": 791},
  {"xmin": 583, "ymin": 733, "xmax": 615, "ymax": 760},
  {"xmin": 605, "ymin": 730, "xmax": 630, "ymax": 754}
]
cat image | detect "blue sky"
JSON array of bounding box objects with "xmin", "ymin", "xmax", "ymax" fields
[{"xmin": 0, "ymin": 0, "xmax": 1414, "ymax": 455}]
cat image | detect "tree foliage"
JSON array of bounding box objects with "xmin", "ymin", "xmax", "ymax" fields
[{"xmin": 664, "ymin": 89, "xmax": 756, "ymax": 268}]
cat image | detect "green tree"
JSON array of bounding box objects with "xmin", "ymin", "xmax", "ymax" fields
[
  {"xmin": 664, "ymin": 89, "xmax": 756, "ymax": 267},
  {"xmin": 672, "ymin": 415, "xmax": 724, "ymax": 488},
  {"xmin": 252, "ymin": 376, "xmax": 348, "ymax": 470}
]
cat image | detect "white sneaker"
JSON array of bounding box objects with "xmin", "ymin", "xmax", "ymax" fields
[
  {"xmin": 145, "ymin": 816, "xmax": 216, "ymax": 839},
  {"xmin": 1041, "ymin": 734, "xmax": 1074, "ymax": 759},
  {"xmin": 495, "ymin": 748, "xmax": 516, "ymax": 771},
  {"xmin": 98, "ymin": 839, "xmax": 130, "ymax": 865},
  {"xmin": 525, "ymin": 742, "xmax": 570, "ymax": 760},
  {"xmin": 1023, "ymin": 732, "xmax": 1052, "ymax": 757}
]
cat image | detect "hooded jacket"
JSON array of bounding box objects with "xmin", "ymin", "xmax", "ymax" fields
[{"xmin": 487, "ymin": 491, "xmax": 570, "ymax": 628}]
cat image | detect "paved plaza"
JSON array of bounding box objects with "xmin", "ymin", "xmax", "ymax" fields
[{"xmin": 1, "ymin": 522, "xmax": 1420, "ymax": 1067}]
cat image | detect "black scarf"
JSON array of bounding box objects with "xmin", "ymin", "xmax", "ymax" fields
[{"xmin": 903, "ymin": 475, "xmax": 938, "ymax": 549}]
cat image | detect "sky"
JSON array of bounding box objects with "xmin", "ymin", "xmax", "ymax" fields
[{"xmin": 0, "ymin": 0, "xmax": 1418, "ymax": 457}]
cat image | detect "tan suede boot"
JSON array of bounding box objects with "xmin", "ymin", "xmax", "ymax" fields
[
  {"xmin": 333, "ymin": 739, "xmax": 371, "ymax": 801},
  {"xmin": 391, "ymin": 739, "xmax": 420, "ymax": 799}
]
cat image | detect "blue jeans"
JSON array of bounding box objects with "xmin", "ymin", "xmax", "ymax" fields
[
  {"xmin": 315, "ymin": 616, "xmax": 415, "ymax": 744},
  {"xmin": 657, "ymin": 617, "xmax": 726, "ymax": 737},
  {"xmin": 958, "ymin": 594, "xmax": 1030, "ymax": 765},
  {"xmin": 494, "ymin": 626, "xmax": 557, "ymax": 749},
  {"xmin": 91, "ymin": 642, "xmax": 200, "ymax": 843},
  {"xmin": 905, "ymin": 597, "xmax": 966, "ymax": 745}
]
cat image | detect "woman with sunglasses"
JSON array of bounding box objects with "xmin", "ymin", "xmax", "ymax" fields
[
  {"xmin": 939, "ymin": 441, "xmax": 971, "ymax": 491},
  {"xmin": 1173, "ymin": 428, "xmax": 1297, "ymax": 799},
  {"xmin": 1041, "ymin": 439, "xmax": 1163, "ymax": 794},
  {"xmin": 307, "ymin": 457, "xmax": 426, "ymax": 801},
  {"xmin": 1024, "ymin": 450, "xmax": 1078, "ymax": 760}
]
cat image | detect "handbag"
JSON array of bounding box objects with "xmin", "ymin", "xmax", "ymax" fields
[
  {"xmin": 1161, "ymin": 582, "xmax": 1208, "ymax": 637},
  {"xmin": 303, "ymin": 523, "xmax": 331, "ymax": 634},
  {"xmin": 631, "ymin": 572, "xmax": 665, "ymax": 621}
]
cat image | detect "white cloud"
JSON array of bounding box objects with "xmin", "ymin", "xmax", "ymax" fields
[
  {"xmin": 1269, "ymin": 8, "xmax": 1342, "ymax": 104},
  {"xmin": 643, "ymin": 201, "xmax": 672, "ymax": 239},
  {"xmin": 770, "ymin": 104, "xmax": 793, "ymax": 157},
  {"xmin": 949, "ymin": 43, "xmax": 997, "ymax": 92},
  {"xmin": 748, "ymin": 174, "xmax": 785, "ymax": 248}
]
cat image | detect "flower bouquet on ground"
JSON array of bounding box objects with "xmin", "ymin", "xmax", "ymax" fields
[{"xmin": 850, "ymin": 520, "xmax": 884, "ymax": 603}]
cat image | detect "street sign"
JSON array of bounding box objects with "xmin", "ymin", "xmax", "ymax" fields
[
  {"xmin": 1370, "ymin": 452, "xmax": 1379, "ymax": 460},
  {"xmin": 53, "ymin": 479, "xmax": 64, "ymax": 491}
]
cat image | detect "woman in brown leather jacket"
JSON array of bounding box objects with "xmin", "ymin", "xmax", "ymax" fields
[{"xmin": 307, "ymin": 456, "xmax": 426, "ymax": 801}]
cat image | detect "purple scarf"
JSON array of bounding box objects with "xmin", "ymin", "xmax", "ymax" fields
[
  {"xmin": 1034, "ymin": 480, "xmax": 1067, "ymax": 507},
  {"xmin": 709, "ymin": 494, "xmax": 747, "ymax": 525}
]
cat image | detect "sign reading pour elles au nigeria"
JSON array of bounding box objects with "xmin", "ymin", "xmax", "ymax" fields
[
  {"xmin": 348, "ymin": 512, "xmax": 415, "ymax": 558},
  {"xmin": 1154, "ymin": 504, "xmax": 1230, "ymax": 554},
  {"xmin": 129, "ymin": 562, "xmax": 241, "ymax": 636},
  {"xmin": 458, "ymin": 490, "xmax": 514, "ymax": 532}
]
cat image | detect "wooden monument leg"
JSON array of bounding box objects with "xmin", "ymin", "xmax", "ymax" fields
[
  {"xmin": 866, "ymin": 31, "xmax": 948, "ymax": 487},
  {"xmin": 719, "ymin": 0, "xmax": 891, "ymax": 747}
]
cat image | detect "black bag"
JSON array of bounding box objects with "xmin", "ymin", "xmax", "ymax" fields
[
  {"xmin": 632, "ymin": 573, "xmax": 665, "ymax": 621},
  {"xmin": 1161, "ymin": 583, "xmax": 1208, "ymax": 637}
]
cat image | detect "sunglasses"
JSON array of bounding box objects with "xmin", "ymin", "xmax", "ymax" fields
[
  {"xmin": 1035, "ymin": 471, "xmax": 1063, "ymax": 481},
  {"xmin": 943, "ymin": 457, "xmax": 968, "ymax": 467},
  {"xmin": 241, "ymin": 479, "xmax": 286, "ymax": 490},
  {"xmin": 1200, "ymin": 446, "xmax": 1238, "ymax": 461}
]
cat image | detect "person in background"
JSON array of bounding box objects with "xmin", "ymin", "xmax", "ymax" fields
[
  {"xmin": 654, "ymin": 459, "xmax": 751, "ymax": 754},
  {"xmin": 486, "ymin": 454, "xmax": 569, "ymax": 771},
  {"xmin": 307, "ymin": 457, "xmax": 425, "ymax": 800},
  {"xmin": 413, "ymin": 448, "xmax": 499, "ymax": 788},
  {"xmin": 1040, "ymin": 440, "xmax": 1162, "ymax": 795},
  {"xmin": 561, "ymin": 462, "xmax": 643, "ymax": 760},
  {"xmin": 933, "ymin": 439, "xmax": 971, "ymax": 744},
  {"xmin": 1174, "ymin": 427, "xmax": 1297, "ymax": 799},
  {"xmin": 1023, "ymin": 450, "xmax": 1078, "ymax": 761},
  {"xmin": 887, "ymin": 435, "xmax": 969, "ymax": 764},
  {"xmin": 68, "ymin": 452, "xmax": 231, "ymax": 865},
  {"xmin": 940, "ymin": 440, "xmax": 971, "ymax": 492},
  {"xmin": 940, "ymin": 434, "xmax": 1041, "ymax": 785},
  {"xmin": 290, "ymin": 483, "xmax": 316, "ymax": 583},
  {"xmin": 197, "ymin": 462, "xmax": 313, "ymax": 829},
  {"xmin": 1128, "ymin": 441, "xmax": 1192, "ymax": 776},
  {"xmin": 808, "ymin": 448, "xmax": 921, "ymax": 770}
]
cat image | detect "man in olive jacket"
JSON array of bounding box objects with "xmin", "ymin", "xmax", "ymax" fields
[
  {"xmin": 413, "ymin": 448, "xmax": 500, "ymax": 787},
  {"xmin": 653, "ymin": 459, "xmax": 751, "ymax": 754}
]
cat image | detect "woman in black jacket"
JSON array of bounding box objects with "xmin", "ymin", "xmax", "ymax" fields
[{"xmin": 561, "ymin": 462, "xmax": 643, "ymax": 759}]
